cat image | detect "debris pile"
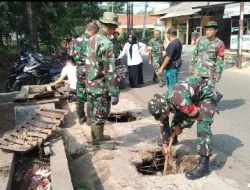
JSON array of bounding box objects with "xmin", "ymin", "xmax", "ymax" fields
[{"xmin": 0, "ymin": 108, "xmax": 68, "ymax": 152}]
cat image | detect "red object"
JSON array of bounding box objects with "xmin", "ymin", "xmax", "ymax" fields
[
  {"xmin": 179, "ymin": 104, "xmax": 197, "ymax": 114},
  {"xmin": 217, "ymin": 42, "xmax": 225, "ymax": 57}
]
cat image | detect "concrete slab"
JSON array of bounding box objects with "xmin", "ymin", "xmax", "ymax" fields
[
  {"xmin": 50, "ymin": 137, "xmax": 74, "ymax": 190},
  {"xmin": 14, "ymin": 103, "xmax": 55, "ymax": 125}
]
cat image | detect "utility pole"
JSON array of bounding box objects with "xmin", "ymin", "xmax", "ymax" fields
[
  {"xmin": 127, "ymin": 2, "xmax": 130, "ymax": 33},
  {"xmin": 142, "ymin": 2, "xmax": 148, "ymax": 40},
  {"xmin": 131, "ymin": 1, "xmax": 133, "ymax": 32},
  {"xmin": 112, "ymin": 2, "xmax": 113, "ymax": 13},
  {"xmin": 237, "ymin": 1, "xmax": 244, "ymax": 69}
]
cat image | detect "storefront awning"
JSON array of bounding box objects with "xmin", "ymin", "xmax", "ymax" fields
[{"xmin": 160, "ymin": 9, "xmax": 201, "ymax": 19}]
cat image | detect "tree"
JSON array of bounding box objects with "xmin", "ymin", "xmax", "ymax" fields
[
  {"xmin": 26, "ymin": 2, "xmax": 39, "ymax": 51},
  {"xmin": 105, "ymin": 2, "xmax": 126, "ymax": 14},
  {"xmin": 169, "ymin": 2, "xmax": 181, "ymax": 6}
]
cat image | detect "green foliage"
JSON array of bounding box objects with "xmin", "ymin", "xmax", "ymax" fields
[
  {"xmin": 118, "ymin": 28, "xmax": 154, "ymax": 45},
  {"xmin": 169, "ymin": 2, "xmax": 181, "ymax": 6},
  {"xmin": 105, "ymin": 2, "xmax": 126, "ymax": 14}
]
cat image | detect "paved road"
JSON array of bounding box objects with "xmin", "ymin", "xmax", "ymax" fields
[{"xmin": 121, "ymin": 53, "xmax": 250, "ymax": 189}]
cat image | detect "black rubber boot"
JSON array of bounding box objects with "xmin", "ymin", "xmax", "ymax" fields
[
  {"xmin": 185, "ymin": 155, "xmax": 210, "ymax": 180},
  {"xmin": 76, "ymin": 101, "xmax": 86, "ymax": 125}
]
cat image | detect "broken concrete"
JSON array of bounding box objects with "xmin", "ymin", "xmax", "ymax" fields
[
  {"xmin": 63, "ymin": 92, "xmax": 241, "ymax": 190},
  {"xmin": 50, "ymin": 137, "xmax": 74, "ymax": 190}
]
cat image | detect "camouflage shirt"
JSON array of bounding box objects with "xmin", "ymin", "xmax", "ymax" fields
[
  {"xmin": 164, "ymin": 74, "xmax": 216, "ymax": 114},
  {"xmin": 148, "ymin": 38, "xmax": 164, "ymax": 60},
  {"xmin": 69, "ymin": 33, "xmax": 90, "ymax": 65},
  {"xmin": 85, "ymin": 29, "xmax": 119, "ymax": 97},
  {"xmin": 68, "ymin": 33, "xmax": 90, "ymax": 83},
  {"xmin": 111, "ymin": 38, "xmax": 122, "ymax": 58},
  {"xmin": 189, "ymin": 36, "xmax": 225, "ymax": 79}
]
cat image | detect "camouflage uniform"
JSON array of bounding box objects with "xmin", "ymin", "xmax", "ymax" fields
[
  {"xmin": 148, "ymin": 75, "xmax": 218, "ymax": 157},
  {"xmin": 69, "ymin": 33, "xmax": 90, "ymax": 123},
  {"xmin": 148, "ymin": 38, "xmax": 164, "ymax": 84},
  {"xmin": 111, "ymin": 37, "xmax": 122, "ymax": 58},
  {"xmin": 189, "ymin": 21, "xmax": 225, "ymax": 83},
  {"xmin": 85, "ymin": 30, "xmax": 119, "ymax": 125}
]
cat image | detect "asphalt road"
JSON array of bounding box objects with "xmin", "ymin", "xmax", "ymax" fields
[{"xmin": 121, "ymin": 53, "xmax": 250, "ymax": 189}]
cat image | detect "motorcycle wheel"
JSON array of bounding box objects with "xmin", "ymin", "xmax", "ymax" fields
[
  {"xmin": 12, "ymin": 78, "xmax": 36, "ymax": 91},
  {"xmin": 4, "ymin": 79, "xmax": 15, "ymax": 92},
  {"xmin": 119, "ymin": 79, "xmax": 126, "ymax": 90}
]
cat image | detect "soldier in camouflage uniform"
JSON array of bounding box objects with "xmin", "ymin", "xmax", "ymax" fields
[
  {"xmin": 148, "ymin": 74, "xmax": 222, "ymax": 180},
  {"xmin": 69, "ymin": 22, "xmax": 99, "ymax": 125},
  {"xmin": 189, "ymin": 21, "xmax": 225, "ymax": 84},
  {"xmin": 85, "ymin": 12, "xmax": 120, "ymax": 150},
  {"xmin": 148, "ymin": 30, "xmax": 164, "ymax": 87},
  {"xmin": 111, "ymin": 31, "xmax": 123, "ymax": 58}
]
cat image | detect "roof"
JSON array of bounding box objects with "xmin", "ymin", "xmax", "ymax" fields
[
  {"xmin": 151, "ymin": 2, "xmax": 190, "ymax": 16},
  {"xmin": 118, "ymin": 14, "xmax": 159, "ymax": 26},
  {"xmin": 192, "ymin": 1, "xmax": 236, "ymax": 9},
  {"xmin": 151, "ymin": 2, "xmax": 233, "ymax": 17}
]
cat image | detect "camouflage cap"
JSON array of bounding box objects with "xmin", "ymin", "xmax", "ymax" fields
[
  {"xmin": 99, "ymin": 12, "xmax": 120, "ymax": 27},
  {"xmin": 204, "ymin": 21, "xmax": 219, "ymax": 29},
  {"xmin": 148, "ymin": 94, "xmax": 169, "ymax": 119}
]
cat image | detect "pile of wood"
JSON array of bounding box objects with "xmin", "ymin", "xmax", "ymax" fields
[
  {"xmin": 0, "ymin": 108, "xmax": 68, "ymax": 152},
  {"xmin": 14, "ymin": 84, "xmax": 70, "ymax": 103}
]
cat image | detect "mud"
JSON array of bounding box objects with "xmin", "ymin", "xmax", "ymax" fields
[
  {"xmin": 107, "ymin": 111, "xmax": 136, "ymax": 122},
  {"xmin": 135, "ymin": 150, "xmax": 198, "ymax": 175}
]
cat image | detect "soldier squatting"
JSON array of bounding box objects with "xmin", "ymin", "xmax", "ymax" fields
[{"xmin": 65, "ymin": 12, "xmax": 225, "ymax": 180}]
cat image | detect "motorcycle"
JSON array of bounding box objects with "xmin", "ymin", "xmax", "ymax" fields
[
  {"xmin": 5, "ymin": 53, "xmax": 32, "ymax": 92},
  {"xmin": 116, "ymin": 59, "xmax": 128, "ymax": 89},
  {"xmin": 11, "ymin": 52, "xmax": 64, "ymax": 91}
]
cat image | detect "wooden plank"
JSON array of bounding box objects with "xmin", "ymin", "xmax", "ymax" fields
[
  {"xmin": 38, "ymin": 108, "xmax": 68, "ymax": 116},
  {"xmin": 33, "ymin": 115, "xmax": 61, "ymax": 125},
  {"xmin": 33, "ymin": 91, "xmax": 55, "ymax": 100},
  {"xmin": 26, "ymin": 140, "xmax": 37, "ymax": 146},
  {"xmin": 0, "ymin": 145, "xmax": 27, "ymax": 152},
  {"xmin": 35, "ymin": 110, "xmax": 64, "ymax": 119},
  {"xmin": 21, "ymin": 123, "xmax": 52, "ymax": 135},
  {"xmin": 27, "ymin": 132, "xmax": 48, "ymax": 139},
  {"xmin": 3, "ymin": 135, "xmax": 25, "ymax": 145},
  {"xmin": 25, "ymin": 119, "xmax": 57, "ymax": 130}
]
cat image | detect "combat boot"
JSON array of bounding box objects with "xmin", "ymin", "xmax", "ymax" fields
[
  {"xmin": 185, "ymin": 155, "xmax": 210, "ymax": 180},
  {"xmin": 76, "ymin": 101, "xmax": 87, "ymax": 125},
  {"xmin": 91, "ymin": 124, "xmax": 114, "ymax": 150},
  {"xmin": 153, "ymin": 72, "xmax": 159, "ymax": 83},
  {"xmin": 158, "ymin": 75, "xmax": 164, "ymax": 87}
]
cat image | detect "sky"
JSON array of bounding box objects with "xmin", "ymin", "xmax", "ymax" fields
[{"xmin": 101, "ymin": 2, "xmax": 170, "ymax": 14}]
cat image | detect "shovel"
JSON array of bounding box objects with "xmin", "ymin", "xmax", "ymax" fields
[{"xmin": 163, "ymin": 132, "xmax": 175, "ymax": 175}]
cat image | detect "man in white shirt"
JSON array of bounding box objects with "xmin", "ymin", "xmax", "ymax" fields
[{"xmin": 50, "ymin": 58, "xmax": 77, "ymax": 92}]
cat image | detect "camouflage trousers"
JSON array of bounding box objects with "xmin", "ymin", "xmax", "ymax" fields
[
  {"xmin": 164, "ymin": 68, "xmax": 180, "ymax": 89},
  {"xmin": 152, "ymin": 57, "xmax": 162, "ymax": 76},
  {"xmin": 87, "ymin": 93, "xmax": 111, "ymax": 125},
  {"xmin": 160, "ymin": 100, "xmax": 216, "ymax": 157},
  {"xmin": 76, "ymin": 82, "xmax": 87, "ymax": 103}
]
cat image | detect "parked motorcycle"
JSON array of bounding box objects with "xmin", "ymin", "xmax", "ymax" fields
[
  {"xmin": 5, "ymin": 53, "xmax": 32, "ymax": 92},
  {"xmin": 11, "ymin": 53, "xmax": 64, "ymax": 91},
  {"xmin": 116, "ymin": 59, "xmax": 128, "ymax": 89}
]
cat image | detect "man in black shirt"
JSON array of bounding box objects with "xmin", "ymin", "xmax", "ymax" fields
[{"xmin": 158, "ymin": 28, "xmax": 182, "ymax": 89}]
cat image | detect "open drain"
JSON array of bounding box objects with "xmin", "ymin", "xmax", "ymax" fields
[
  {"xmin": 107, "ymin": 112, "xmax": 136, "ymax": 122},
  {"xmin": 135, "ymin": 151, "xmax": 198, "ymax": 175}
]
